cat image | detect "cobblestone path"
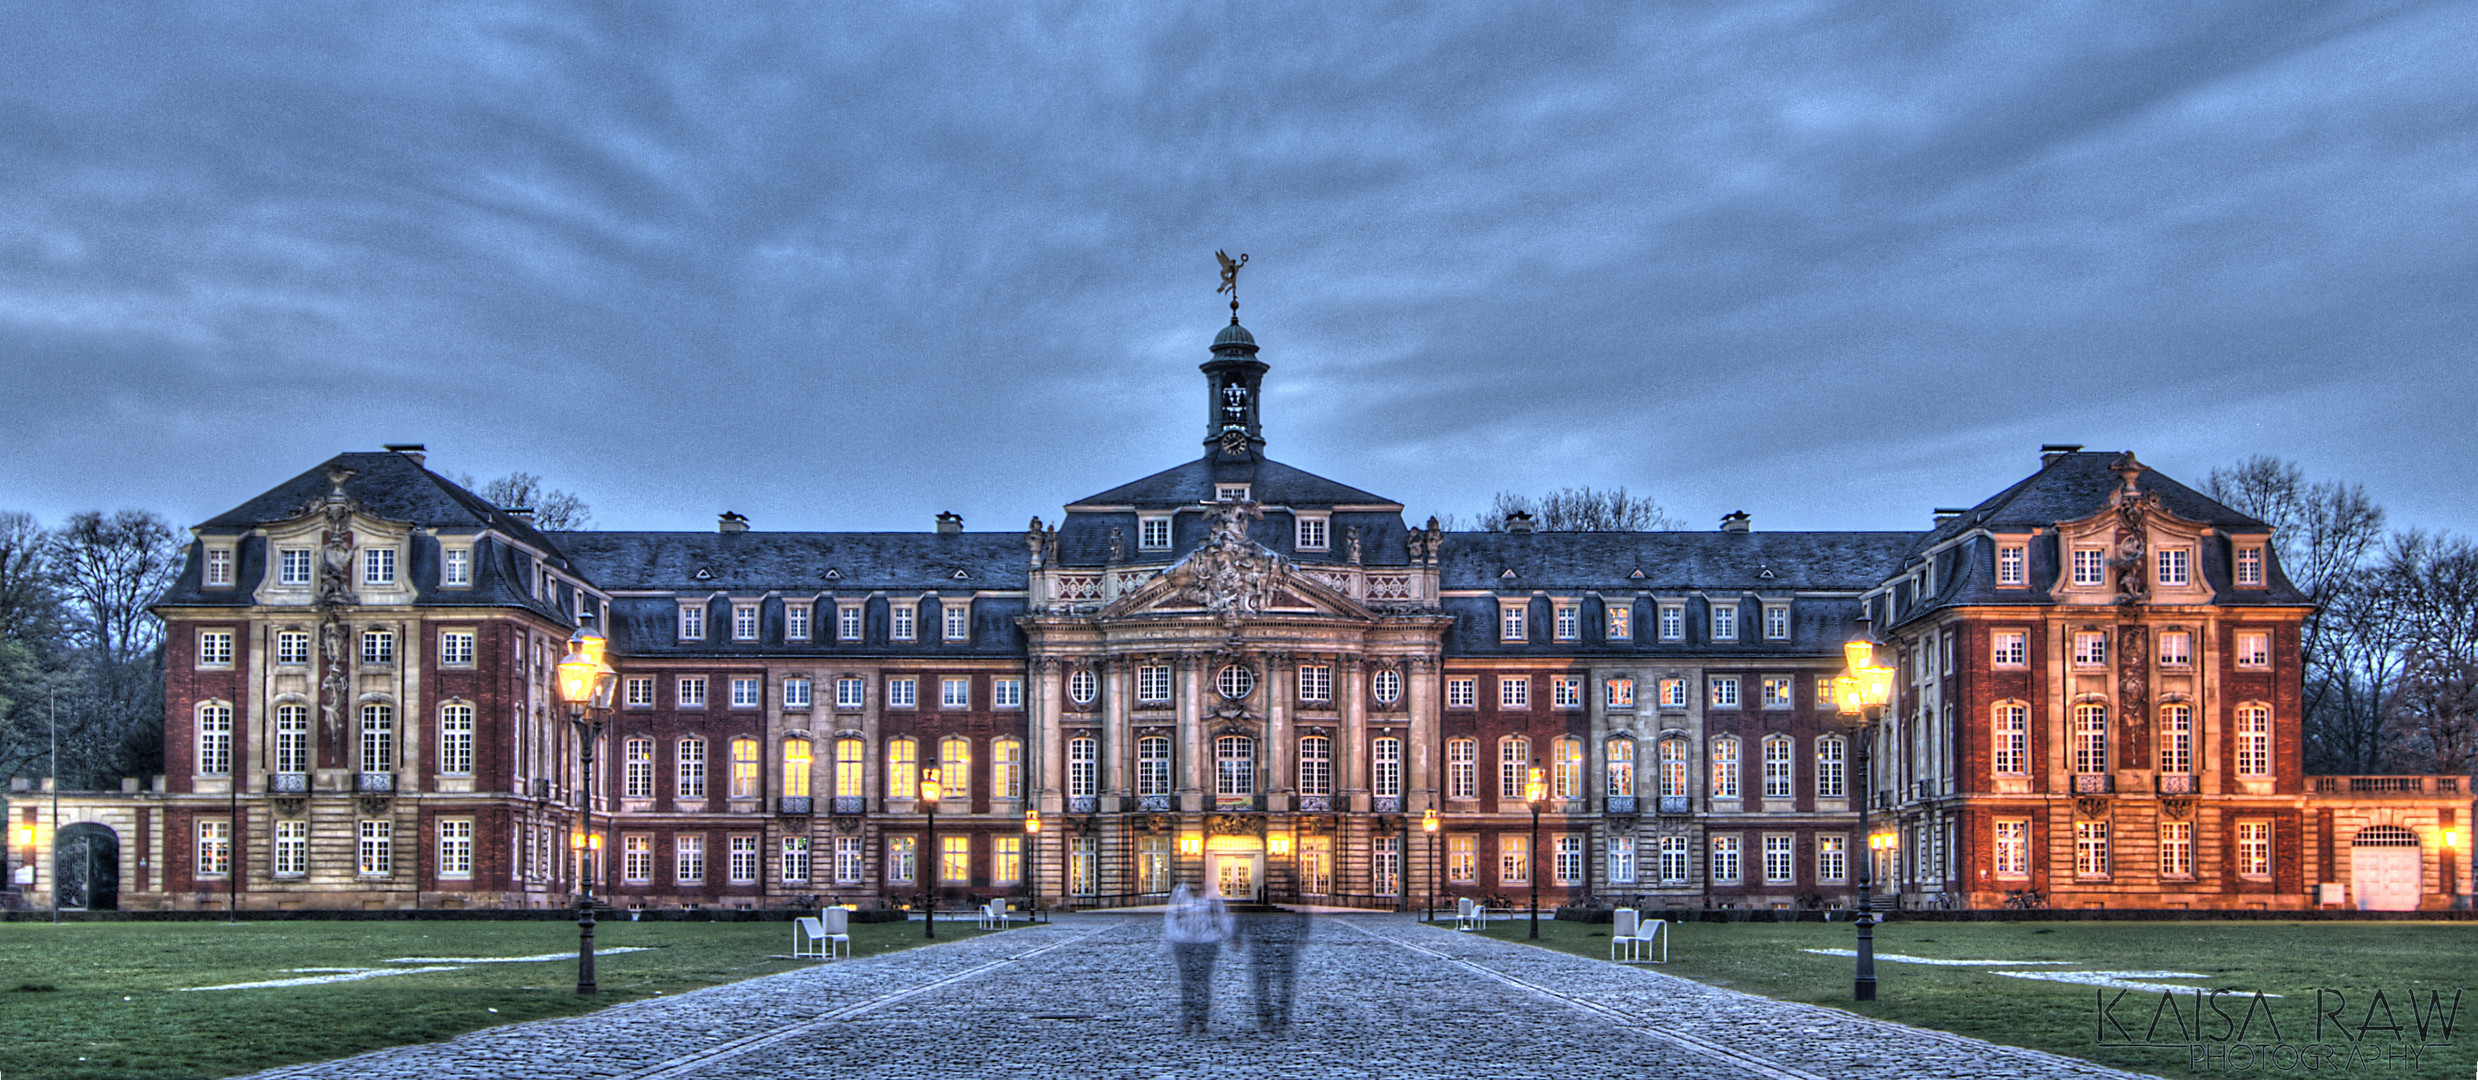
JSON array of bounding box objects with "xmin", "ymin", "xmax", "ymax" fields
[{"xmin": 243, "ymin": 915, "xmax": 2164, "ymax": 1080}]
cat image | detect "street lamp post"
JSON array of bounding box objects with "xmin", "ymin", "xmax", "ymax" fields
[
  {"xmin": 921, "ymin": 768, "xmax": 941, "ymax": 939},
  {"xmin": 1422, "ymin": 808, "xmax": 1440, "ymax": 922},
  {"xmin": 1836, "ymin": 639, "xmax": 1896, "ymax": 1003},
  {"xmin": 1526, "ymin": 765, "xmax": 1547, "ymax": 940},
  {"xmin": 1023, "ymin": 809, "xmax": 1041, "ymax": 918},
  {"xmin": 556, "ymin": 628, "xmax": 618, "ymax": 996}
]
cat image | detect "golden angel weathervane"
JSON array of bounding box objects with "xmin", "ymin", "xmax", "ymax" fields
[{"xmin": 1216, "ymin": 249, "xmax": 1247, "ymax": 321}]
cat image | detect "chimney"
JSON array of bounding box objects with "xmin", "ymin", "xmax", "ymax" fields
[
  {"xmin": 718, "ymin": 511, "xmax": 749, "ymax": 535},
  {"xmin": 1720, "ymin": 510, "xmax": 1751, "ymax": 534},
  {"xmin": 1933, "ymin": 507, "xmax": 1967, "ymax": 528},
  {"xmin": 382, "ymin": 443, "xmax": 426, "ymax": 467},
  {"xmin": 1504, "ymin": 510, "xmax": 1536, "ymax": 534},
  {"xmin": 935, "ymin": 511, "xmax": 963, "ymax": 535},
  {"xmin": 2040, "ymin": 443, "xmax": 2083, "ymax": 466}
]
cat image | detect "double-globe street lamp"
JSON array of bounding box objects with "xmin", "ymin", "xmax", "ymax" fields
[
  {"xmin": 1833, "ymin": 639, "xmax": 1897, "ymax": 1003},
  {"xmin": 921, "ymin": 767, "xmax": 942, "ymax": 939},
  {"xmin": 1526, "ymin": 765, "xmax": 1547, "ymax": 940},
  {"xmin": 554, "ymin": 628, "xmax": 619, "ymax": 996}
]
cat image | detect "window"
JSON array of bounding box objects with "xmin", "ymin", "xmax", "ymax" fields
[
  {"xmin": 1605, "ymin": 739, "xmax": 1634, "ymax": 797},
  {"xmin": 732, "ymin": 603, "xmax": 759, "ymax": 641},
  {"xmin": 1446, "ymin": 738, "xmax": 1476, "ymax": 799},
  {"xmin": 195, "ymin": 819, "xmax": 232, "ymax": 878},
  {"xmin": 1067, "ymin": 669, "xmax": 1097, "ymax": 705},
  {"xmin": 1994, "ymin": 819, "xmax": 2028, "ymax": 877},
  {"xmin": 1710, "ymin": 737, "xmax": 1740, "ymax": 799},
  {"xmin": 1997, "ymin": 544, "xmax": 2026, "ymax": 586},
  {"xmin": 993, "ymin": 738, "xmax": 1023, "ymax": 799},
  {"xmin": 783, "ymin": 677, "xmax": 812, "ymax": 708},
  {"xmin": 1500, "ymin": 834, "xmax": 1529, "ymax": 884},
  {"xmin": 835, "ymin": 677, "xmax": 865, "ymax": 709},
  {"xmin": 2156, "ymin": 548, "xmax": 2190, "ymax": 587},
  {"xmin": 2071, "ymin": 547, "xmax": 2107, "ymax": 587},
  {"xmin": 1711, "ymin": 603, "xmax": 1737, "ymax": 641},
  {"xmin": 1816, "ymin": 834, "xmax": 1847, "ymax": 884},
  {"xmin": 1606, "ymin": 677, "xmax": 1634, "ymax": 708},
  {"xmin": 1710, "ymin": 835, "xmax": 1741, "ymax": 884},
  {"xmin": 1816, "ymin": 676, "xmax": 1837, "ymax": 709},
  {"xmin": 1552, "ymin": 603, "xmax": 1579, "ymax": 642},
  {"xmin": 678, "ymin": 676, "xmax": 707, "ymax": 708},
  {"xmin": 358, "ymin": 819, "xmax": 391, "ymax": 876},
  {"xmin": 1136, "ymin": 664, "xmax": 1173, "ymax": 703},
  {"xmin": 1658, "ymin": 605, "xmax": 1684, "ymax": 641},
  {"xmin": 1067, "ymin": 735, "xmax": 1104, "ymax": 799},
  {"xmin": 891, "ymin": 603, "xmax": 916, "ymax": 641},
  {"xmin": 1660, "ymin": 835, "xmax": 1691, "ymax": 884},
  {"xmin": 1446, "ymin": 677, "xmax": 1476, "ymax": 708},
  {"xmin": 1553, "ymin": 834, "xmax": 1584, "ymax": 885},
  {"xmin": 1549, "ymin": 736, "xmax": 1581, "ymax": 799},
  {"xmin": 1709, "ymin": 676, "xmax": 1740, "ymax": 708},
  {"xmin": 2072, "ymin": 704, "xmax": 2107, "ymax": 774},
  {"xmin": 1607, "ymin": 605, "xmax": 1632, "ymax": 641},
  {"xmin": 834, "ymin": 836, "xmax": 864, "ymax": 884},
  {"xmin": 943, "ymin": 602, "xmax": 969, "ymax": 642},
  {"xmin": 198, "ymin": 704, "xmax": 233, "ymax": 775},
  {"xmin": 622, "ymin": 738, "xmax": 654, "ymax": 798},
  {"xmin": 279, "ymin": 547, "xmax": 313, "ymax": 585},
  {"xmin": 272, "ymin": 819, "xmax": 308, "ymax": 877},
  {"xmin": 784, "ymin": 837, "xmax": 813, "ymax": 884},
  {"xmin": 940, "ymin": 677, "xmax": 970, "ymax": 709},
  {"xmin": 1139, "ymin": 515, "xmax": 1172, "ymax": 550},
  {"xmin": 1992, "ymin": 630, "xmax": 2027, "ymax": 668},
  {"xmin": 1551, "ymin": 676, "xmax": 1582, "ymax": 709},
  {"xmin": 2073, "ymin": 632, "xmax": 2106, "ymax": 667},
  {"xmin": 786, "ymin": 603, "xmax": 811, "ymax": 641},
  {"xmin": 360, "ymin": 628, "xmax": 394, "ymax": 665},
  {"xmin": 363, "ymin": 547, "xmax": 396, "ymax": 585},
  {"xmin": 1069, "ymin": 836, "xmax": 1097, "ymax": 896},
  {"xmin": 1136, "ymin": 835, "xmax": 1172, "ymax": 895},
  {"xmin": 782, "ymin": 738, "xmax": 813, "ymax": 798},
  {"xmin": 1298, "ymin": 736, "xmax": 1333, "ymax": 797},
  {"xmin": 1993, "ymin": 703, "xmax": 2029, "ymax": 776},
  {"xmin": 1215, "ymin": 736, "xmax": 1254, "ymax": 796},
  {"xmin": 1606, "ymin": 836, "xmax": 1637, "ymax": 885},
  {"xmin": 1943, "ymin": 631, "xmax": 1955, "ymax": 675},
  {"xmin": 940, "ymin": 835, "xmax": 969, "ymax": 883},
  {"xmin": 271, "ymin": 629, "xmax": 309, "ymax": 666},
  {"xmin": 730, "ymin": 835, "xmax": 761, "ymax": 884},
  {"xmin": 1761, "ymin": 735, "xmax": 1793, "ymax": 798},
  {"xmin": 679, "ymin": 603, "xmax": 706, "ymax": 641},
  {"xmin": 888, "ymin": 677, "xmax": 917, "ymax": 708},
  {"xmin": 1296, "ymin": 514, "xmax": 1328, "ymax": 551},
  {"xmin": 1216, "ymin": 483, "xmax": 1249, "ymax": 502},
  {"xmin": 1760, "ymin": 677, "xmax": 1792, "ymax": 709},
  {"xmin": 2235, "ymin": 546, "xmax": 2265, "ymax": 587},
  {"xmin": 423, "ymin": 818, "xmax": 471, "ymax": 878},
  {"xmin": 2159, "ymin": 704, "xmax": 2191, "ymax": 775},
  {"xmin": 993, "ymin": 677, "xmax": 1022, "ymax": 708},
  {"xmin": 1132, "ymin": 736, "xmax": 1166, "ymax": 797},
  {"xmin": 438, "ymin": 703, "xmax": 474, "ymax": 776},
  {"xmin": 202, "ymin": 546, "xmax": 234, "ymax": 587},
  {"xmin": 1500, "ymin": 604, "xmax": 1528, "ymax": 642},
  {"xmin": 1814, "ymin": 736, "xmax": 1845, "ymax": 797},
  {"xmin": 1372, "ymin": 668, "xmax": 1401, "ymax": 705},
  {"xmin": 2236, "ymin": 631, "xmax": 2271, "ymax": 669},
  {"xmin": 2074, "ymin": 821, "xmax": 2109, "ymax": 878},
  {"xmin": 730, "ymin": 677, "xmax": 761, "ymax": 708},
  {"xmin": 1658, "ymin": 738, "xmax": 1689, "ymax": 799},
  {"xmin": 359, "ymin": 703, "xmax": 394, "ymax": 772},
  {"xmin": 2159, "ymin": 631, "xmax": 2191, "ymax": 667},
  {"xmin": 194, "ymin": 629, "xmax": 235, "ymax": 668},
  {"xmin": 1499, "ymin": 676, "xmax": 1529, "ymax": 709},
  {"xmin": 675, "ymin": 834, "xmax": 704, "ymax": 883},
  {"xmin": 887, "ymin": 739, "xmax": 919, "ymax": 799},
  {"xmin": 434, "ymin": 629, "xmax": 476, "ymax": 666},
  {"xmin": 730, "ymin": 738, "xmax": 760, "ymax": 798},
  {"xmin": 1448, "ymin": 834, "xmax": 1477, "ymax": 882},
  {"xmin": 626, "ymin": 676, "xmax": 655, "ymax": 706},
  {"xmin": 2236, "ymin": 705, "xmax": 2271, "ymax": 777},
  {"xmin": 939, "ymin": 737, "xmax": 970, "ymax": 798},
  {"xmin": 680, "ymin": 738, "xmax": 709, "ymax": 799},
  {"xmin": 1764, "ymin": 605, "xmax": 1789, "ymax": 641},
  {"xmin": 1373, "ymin": 736, "xmax": 1404, "ymax": 798},
  {"xmin": 1658, "ymin": 678, "xmax": 1687, "ymax": 709},
  {"xmin": 824, "ymin": 737, "xmax": 861, "ymax": 799},
  {"xmin": 2160, "ymin": 821, "xmax": 2194, "ymax": 878},
  {"xmin": 275, "ymin": 704, "xmax": 309, "ymax": 775},
  {"xmin": 838, "ymin": 604, "xmax": 865, "ymax": 641},
  {"xmin": 1500, "ymin": 738, "xmax": 1530, "ymax": 799},
  {"xmin": 994, "ymin": 835, "xmax": 1022, "ymax": 886},
  {"xmin": 1213, "ymin": 666, "xmax": 1255, "ymax": 701},
  {"xmin": 1763, "ymin": 834, "xmax": 1795, "ymax": 884},
  {"xmin": 1298, "ymin": 664, "xmax": 1332, "ymax": 703},
  {"xmin": 883, "ymin": 836, "xmax": 913, "ymax": 885}
]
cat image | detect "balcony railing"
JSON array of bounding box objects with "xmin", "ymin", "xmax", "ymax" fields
[
  {"xmin": 268, "ymin": 773, "xmax": 308, "ymax": 794},
  {"xmin": 1135, "ymin": 795, "xmax": 1173, "ymax": 812},
  {"xmin": 777, "ymin": 796, "xmax": 813, "ymax": 815},
  {"xmin": 2072, "ymin": 772, "xmax": 2112, "ymax": 794},
  {"xmin": 1068, "ymin": 796, "xmax": 1099, "ymax": 814},
  {"xmin": 1371, "ymin": 796, "xmax": 1401, "ymax": 814},
  {"xmin": 1915, "ymin": 779, "xmax": 1938, "ymax": 799},
  {"xmin": 2310, "ymin": 775, "xmax": 2464, "ymax": 795},
  {"xmin": 356, "ymin": 772, "xmax": 394, "ymax": 793},
  {"xmin": 1606, "ymin": 795, "xmax": 1639, "ymax": 816},
  {"xmin": 2156, "ymin": 773, "xmax": 2194, "ymax": 795},
  {"xmin": 531, "ymin": 778, "xmax": 553, "ymax": 799},
  {"xmin": 1295, "ymin": 795, "xmax": 1331, "ymax": 813},
  {"xmin": 1657, "ymin": 795, "xmax": 1692, "ymax": 815},
  {"xmin": 831, "ymin": 795, "xmax": 867, "ymax": 815}
]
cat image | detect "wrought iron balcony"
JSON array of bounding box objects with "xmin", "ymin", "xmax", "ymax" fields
[
  {"xmin": 355, "ymin": 772, "xmax": 394, "ymax": 793},
  {"xmin": 1371, "ymin": 796, "xmax": 1401, "ymax": 814},
  {"xmin": 1915, "ymin": 779, "xmax": 1938, "ymax": 799},
  {"xmin": 777, "ymin": 796, "xmax": 813, "ymax": 815},
  {"xmin": 1657, "ymin": 795, "xmax": 1691, "ymax": 815},
  {"xmin": 1605, "ymin": 795, "xmax": 1639, "ymax": 816},
  {"xmin": 831, "ymin": 795, "xmax": 867, "ymax": 815},
  {"xmin": 1295, "ymin": 795, "xmax": 1330, "ymax": 813},
  {"xmin": 531, "ymin": 778, "xmax": 553, "ymax": 798},
  {"xmin": 2156, "ymin": 773, "xmax": 2194, "ymax": 795},
  {"xmin": 1135, "ymin": 795, "xmax": 1172, "ymax": 813},
  {"xmin": 268, "ymin": 773, "xmax": 308, "ymax": 794},
  {"xmin": 1068, "ymin": 796, "xmax": 1099, "ymax": 814},
  {"xmin": 2072, "ymin": 772, "xmax": 2112, "ymax": 794}
]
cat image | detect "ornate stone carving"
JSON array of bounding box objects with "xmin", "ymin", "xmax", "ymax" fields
[
  {"xmin": 1208, "ymin": 814, "xmax": 1257, "ymax": 836},
  {"xmin": 2161, "ymin": 798, "xmax": 2193, "ymax": 819},
  {"xmin": 1346, "ymin": 526, "xmax": 1362, "ymax": 565},
  {"xmin": 1106, "ymin": 527, "xmax": 1126, "ymax": 562},
  {"xmin": 1026, "ymin": 516, "xmax": 1047, "ymax": 569},
  {"xmin": 1160, "ymin": 501, "xmax": 1277, "ymax": 622},
  {"xmin": 2118, "ymin": 624, "xmax": 2149, "ymax": 769},
  {"xmin": 2075, "ymin": 796, "xmax": 2110, "ymax": 819}
]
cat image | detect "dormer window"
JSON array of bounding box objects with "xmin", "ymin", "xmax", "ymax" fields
[
  {"xmin": 441, "ymin": 548, "xmax": 471, "ymax": 587},
  {"xmin": 732, "ymin": 602, "xmax": 759, "ymax": 641},
  {"xmin": 678, "ymin": 602, "xmax": 706, "ymax": 641},
  {"xmin": 363, "ymin": 547, "xmax": 397, "ymax": 586},
  {"xmin": 2070, "ymin": 547, "xmax": 2106, "ymax": 587},
  {"xmin": 2155, "ymin": 548, "xmax": 2190, "ymax": 587},
  {"xmin": 1295, "ymin": 513, "xmax": 1329, "ymax": 551},
  {"xmin": 279, "ymin": 548, "xmax": 313, "ymax": 586},
  {"xmin": 1139, "ymin": 515, "xmax": 1172, "ymax": 551},
  {"xmin": 204, "ymin": 547, "xmax": 234, "ymax": 588},
  {"xmin": 1216, "ymin": 484, "xmax": 1250, "ymax": 503},
  {"xmin": 1996, "ymin": 544, "xmax": 2027, "ymax": 587},
  {"xmin": 2234, "ymin": 546, "xmax": 2265, "ymax": 587}
]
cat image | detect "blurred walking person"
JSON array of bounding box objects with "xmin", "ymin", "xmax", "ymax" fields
[
  {"xmin": 1234, "ymin": 906, "xmax": 1311, "ymax": 1036},
  {"xmin": 1162, "ymin": 880, "xmax": 1233, "ymax": 1036}
]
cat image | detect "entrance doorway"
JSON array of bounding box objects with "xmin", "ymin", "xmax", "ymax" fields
[
  {"xmin": 2350, "ymin": 826, "xmax": 2422, "ymax": 911},
  {"xmin": 1205, "ymin": 836, "xmax": 1264, "ymax": 904},
  {"xmin": 54, "ymin": 822, "xmax": 120, "ymax": 911}
]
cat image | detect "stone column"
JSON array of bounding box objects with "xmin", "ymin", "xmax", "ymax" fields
[
  {"xmin": 1179, "ymin": 652, "xmax": 1206, "ymax": 812},
  {"xmin": 1341, "ymin": 655, "xmax": 1367, "ymax": 813},
  {"xmin": 1101, "ymin": 659, "xmax": 1126, "ymax": 811},
  {"xmin": 1264, "ymin": 650, "xmax": 1292, "ymax": 808},
  {"xmin": 1036, "ymin": 658, "xmax": 1064, "ymax": 810}
]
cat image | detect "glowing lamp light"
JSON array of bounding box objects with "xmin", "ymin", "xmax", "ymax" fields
[
  {"xmin": 1178, "ymin": 833, "xmax": 1202, "ymax": 857},
  {"xmin": 1023, "ymin": 810, "xmax": 1040, "ymax": 835},
  {"xmin": 1422, "ymin": 808, "xmax": 1440, "ymax": 834},
  {"xmin": 1268, "ymin": 833, "xmax": 1292, "ymax": 856},
  {"xmin": 1525, "ymin": 767, "xmax": 1547, "ymax": 805},
  {"xmin": 1835, "ymin": 675, "xmax": 1864, "ymax": 716},
  {"xmin": 919, "ymin": 768, "xmax": 942, "ymax": 806},
  {"xmin": 13, "ymin": 825, "xmax": 34, "ymax": 847},
  {"xmin": 2447, "ymin": 830, "xmax": 2460, "ymax": 850}
]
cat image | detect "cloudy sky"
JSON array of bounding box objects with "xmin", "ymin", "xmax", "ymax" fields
[{"xmin": 4, "ymin": 2, "xmax": 2473, "ymax": 541}]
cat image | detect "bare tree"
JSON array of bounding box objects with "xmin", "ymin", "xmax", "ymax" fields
[
  {"xmin": 0, "ymin": 511, "xmax": 61, "ymax": 645},
  {"xmin": 49, "ymin": 510, "xmax": 180, "ymax": 664},
  {"xmin": 2376, "ymin": 531, "xmax": 2478, "ymax": 776},
  {"xmin": 1479, "ymin": 486, "xmax": 1682, "ymax": 532},
  {"xmin": 455, "ymin": 471, "xmax": 594, "ymax": 531}
]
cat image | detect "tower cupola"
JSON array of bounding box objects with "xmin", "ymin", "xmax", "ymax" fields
[{"xmin": 1204, "ymin": 250, "xmax": 1266, "ymax": 462}]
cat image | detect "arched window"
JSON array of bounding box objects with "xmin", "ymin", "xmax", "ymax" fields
[
  {"xmin": 274, "ymin": 703, "xmax": 310, "ymax": 776},
  {"xmin": 1658, "ymin": 737, "xmax": 1689, "ymax": 798},
  {"xmin": 939, "ymin": 736, "xmax": 971, "ymax": 798},
  {"xmin": 1298, "ymin": 735, "xmax": 1333, "ymax": 797},
  {"xmin": 1993, "ymin": 703, "xmax": 2029, "ymax": 776},
  {"xmin": 623, "ymin": 737, "xmax": 654, "ymax": 798},
  {"xmin": 1372, "ymin": 736, "xmax": 1403, "ymax": 798},
  {"xmin": 834, "ymin": 737, "xmax": 865, "ymax": 798},
  {"xmin": 729, "ymin": 737, "xmax": 760, "ymax": 798},
  {"xmin": 1499, "ymin": 737, "xmax": 1530, "ymax": 799},
  {"xmin": 438, "ymin": 703, "xmax": 475, "ymax": 776},
  {"xmin": 1815, "ymin": 735, "xmax": 1845, "ymax": 797},
  {"xmin": 678, "ymin": 737, "xmax": 708, "ymax": 799},
  {"xmin": 2158, "ymin": 704, "xmax": 2192, "ymax": 775},
  {"xmin": 2072, "ymin": 704, "xmax": 2108, "ymax": 775},
  {"xmin": 781, "ymin": 737, "xmax": 812, "ymax": 798},
  {"xmin": 1605, "ymin": 738, "xmax": 1635, "ymax": 798},
  {"xmin": 1550, "ymin": 736, "xmax": 1582, "ymax": 798},
  {"xmin": 197, "ymin": 702, "xmax": 233, "ymax": 776},
  {"xmin": 2236, "ymin": 705, "xmax": 2271, "ymax": 777},
  {"xmin": 1761, "ymin": 735, "xmax": 1793, "ymax": 797},
  {"xmin": 1710, "ymin": 736, "xmax": 1740, "ymax": 799},
  {"xmin": 1133, "ymin": 735, "xmax": 1168, "ymax": 797},
  {"xmin": 886, "ymin": 738, "xmax": 918, "ymax": 799},
  {"xmin": 1446, "ymin": 738, "xmax": 1476, "ymax": 799},
  {"xmin": 1068, "ymin": 736, "xmax": 1099, "ymax": 798},
  {"xmin": 1216, "ymin": 736, "xmax": 1255, "ymax": 796},
  {"xmin": 359, "ymin": 702, "xmax": 393, "ymax": 772},
  {"xmin": 993, "ymin": 737, "xmax": 1023, "ymax": 799}
]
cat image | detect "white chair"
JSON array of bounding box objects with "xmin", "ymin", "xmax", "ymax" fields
[
  {"xmin": 819, "ymin": 906, "xmax": 852, "ymax": 960},
  {"xmin": 1610, "ymin": 908, "xmax": 1638, "ymax": 960},
  {"xmin": 792, "ymin": 915, "xmax": 827, "ymax": 959},
  {"xmin": 1455, "ymin": 897, "xmax": 1488, "ymax": 931},
  {"xmin": 976, "ymin": 900, "xmax": 1004, "ymax": 930},
  {"xmin": 1617, "ymin": 913, "xmax": 1668, "ymax": 964}
]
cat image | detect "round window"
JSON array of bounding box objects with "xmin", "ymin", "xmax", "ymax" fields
[
  {"xmin": 1215, "ymin": 665, "xmax": 1256, "ymax": 701},
  {"xmin": 1067, "ymin": 669, "xmax": 1098, "ymax": 705},
  {"xmin": 1372, "ymin": 668, "xmax": 1402, "ymax": 705}
]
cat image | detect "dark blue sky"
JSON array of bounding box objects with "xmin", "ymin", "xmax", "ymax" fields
[{"xmin": 4, "ymin": 3, "xmax": 2473, "ymax": 538}]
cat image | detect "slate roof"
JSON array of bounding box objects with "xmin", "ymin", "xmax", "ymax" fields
[
  {"xmin": 1439, "ymin": 531, "xmax": 1919, "ymax": 592},
  {"xmin": 1069, "ymin": 456, "xmax": 1396, "ymax": 509},
  {"xmin": 553, "ymin": 532, "xmax": 1030, "ymax": 593},
  {"xmin": 201, "ymin": 451, "xmax": 569, "ymax": 559},
  {"xmin": 1909, "ymin": 450, "xmax": 2270, "ymax": 556}
]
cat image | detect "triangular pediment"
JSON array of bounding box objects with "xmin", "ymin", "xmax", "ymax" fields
[{"xmin": 1098, "ymin": 546, "xmax": 1376, "ymax": 621}]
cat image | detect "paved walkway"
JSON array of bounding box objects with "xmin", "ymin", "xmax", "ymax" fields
[{"xmin": 244, "ymin": 916, "xmax": 2163, "ymax": 1080}]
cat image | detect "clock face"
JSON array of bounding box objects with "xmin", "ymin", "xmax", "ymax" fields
[{"xmin": 1216, "ymin": 665, "xmax": 1256, "ymax": 701}]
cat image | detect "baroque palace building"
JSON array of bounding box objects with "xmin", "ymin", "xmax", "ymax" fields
[{"xmin": 14, "ymin": 314, "xmax": 2469, "ymax": 914}]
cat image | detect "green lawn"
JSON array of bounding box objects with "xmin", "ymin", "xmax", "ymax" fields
[
  {"xmin": 1452, "ymin": 916, "xmax": 2478, "ymax": 1080},
  {"xmin": 0, "ymin": 917, "xmax": 1002, "ymax": 1080}
]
